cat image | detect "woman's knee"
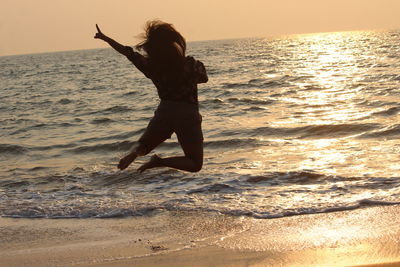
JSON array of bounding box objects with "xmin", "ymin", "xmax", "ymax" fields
[{"xmin": 189, "ymin": 159, "xmax": 203, "ymax": 172}]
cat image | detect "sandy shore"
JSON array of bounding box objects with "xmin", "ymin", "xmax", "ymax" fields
[{"xmin": 1, "ymin": 206, "xmax": 400, "ymax": 267}]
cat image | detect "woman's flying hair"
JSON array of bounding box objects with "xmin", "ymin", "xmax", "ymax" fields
[{"xmin": 136, "ymin": 20, "xmax": 186, "ymax": 76}]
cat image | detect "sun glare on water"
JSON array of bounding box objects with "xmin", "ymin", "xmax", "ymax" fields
[
  {"xmin": 288, "ymin": 31, "xmax": 369, "ymax": 124},
  {"xmin": 238, "ymin": 30, "xmax": 400, "ymax": 177}
]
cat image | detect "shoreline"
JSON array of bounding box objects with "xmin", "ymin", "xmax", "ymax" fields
[{"xmin": 1, "ymin": 206, "xmax": 400, "ymax": 266}]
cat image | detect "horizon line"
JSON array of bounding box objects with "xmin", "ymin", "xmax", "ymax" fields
[{"xmin": 1, "ymin": 28, "xmax": 398, "ymax": 58}]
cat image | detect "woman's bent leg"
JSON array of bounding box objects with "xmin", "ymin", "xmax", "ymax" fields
[{"xmin": 138, "ymin": 139, "xmax": 203, "ymax": 173}]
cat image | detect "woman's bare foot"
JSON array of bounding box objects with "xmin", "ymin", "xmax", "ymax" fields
[
  {"xmin": 118, "ymin": 153, "xmax": 137, "ymax": 170},
  {"xmin": 138, "ymin": 154, "xmax": 162, "ymax": 173}
]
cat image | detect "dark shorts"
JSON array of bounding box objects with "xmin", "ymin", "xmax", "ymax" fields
[{"xmin": 139, "ymin": 100, "xmax": 203, "ymax": 148}]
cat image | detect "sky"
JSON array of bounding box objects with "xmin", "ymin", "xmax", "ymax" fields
[{"xmin": 1, "ymin": 0, "xmax": 399, "ymax": 56}]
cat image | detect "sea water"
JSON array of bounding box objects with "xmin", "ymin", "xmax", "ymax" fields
[{"xmin": 1, "ymin": 30, "xmax": 400, "ymax": 218}]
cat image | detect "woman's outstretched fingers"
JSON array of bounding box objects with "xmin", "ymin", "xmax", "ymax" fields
[{"xmin": 96, "ymin": 24, "xmax": 101, "ymax": 33}]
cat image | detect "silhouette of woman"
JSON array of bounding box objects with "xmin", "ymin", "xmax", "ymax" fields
[{"xmin": 94, "ymin": 21, "xmax": 208, "ymax": 172}]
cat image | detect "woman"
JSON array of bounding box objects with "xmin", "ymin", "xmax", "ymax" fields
[{"xmin": 94, "ymin": 20, "xmax": 208, "ymax": 173}]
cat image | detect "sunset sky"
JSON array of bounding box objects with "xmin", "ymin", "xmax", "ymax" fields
[{"xmin": 1, "ymin": 0, "xmax": 399, "ymax": 56}]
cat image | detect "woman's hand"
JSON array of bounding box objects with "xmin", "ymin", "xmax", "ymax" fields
[
  {"xmin": 94, "ymin": 24, "xmax": 106, "ymax": 40},
  {"xmin": 93, "ymin": 24, "xmax": 129, "ymax": 56}
]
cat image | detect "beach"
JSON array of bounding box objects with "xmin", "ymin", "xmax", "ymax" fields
[
  {"xmin": 2, "ymin": 31, "xmax": 400, "ymax": 266},
  {"xmin": 1, "ymin": 205, "xmax": 400, "ymax": 266}
]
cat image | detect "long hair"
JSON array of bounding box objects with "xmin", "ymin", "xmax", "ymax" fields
[{"xmin": 136, "ymin": 20, "xmax": 186, "ymax": 79}]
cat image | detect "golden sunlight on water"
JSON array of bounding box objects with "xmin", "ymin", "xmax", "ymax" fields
[
  {"xmin": 286, "ymin": 32, "xmax": 366, "ymax": 124},
  {"xmin": 230, "ymin": 31, "xmax": 400, "ymax": 178}
]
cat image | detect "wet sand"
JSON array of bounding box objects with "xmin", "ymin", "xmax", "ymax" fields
[{"xmin": 1, "ymin": 206, "xmax": 400, "ymax": 267}]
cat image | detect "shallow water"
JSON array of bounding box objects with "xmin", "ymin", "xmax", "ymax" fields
[{"xmin": 1, "ymin": 30, "xmax": 400, "ymax": 218}]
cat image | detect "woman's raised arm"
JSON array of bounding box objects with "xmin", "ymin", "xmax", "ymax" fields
[{"xmin": 94, "ymin": 24, "xmax": 131, "ymax": 57}]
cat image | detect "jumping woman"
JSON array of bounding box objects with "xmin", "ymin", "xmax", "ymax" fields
[{"xmin": 94, "ymin": 20, "xmax": 208, "ymax": 173}]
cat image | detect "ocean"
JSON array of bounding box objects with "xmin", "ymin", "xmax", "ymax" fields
[{"xmin": 1, "ymin": 30, "xmax": 400, "ymax": 219}]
